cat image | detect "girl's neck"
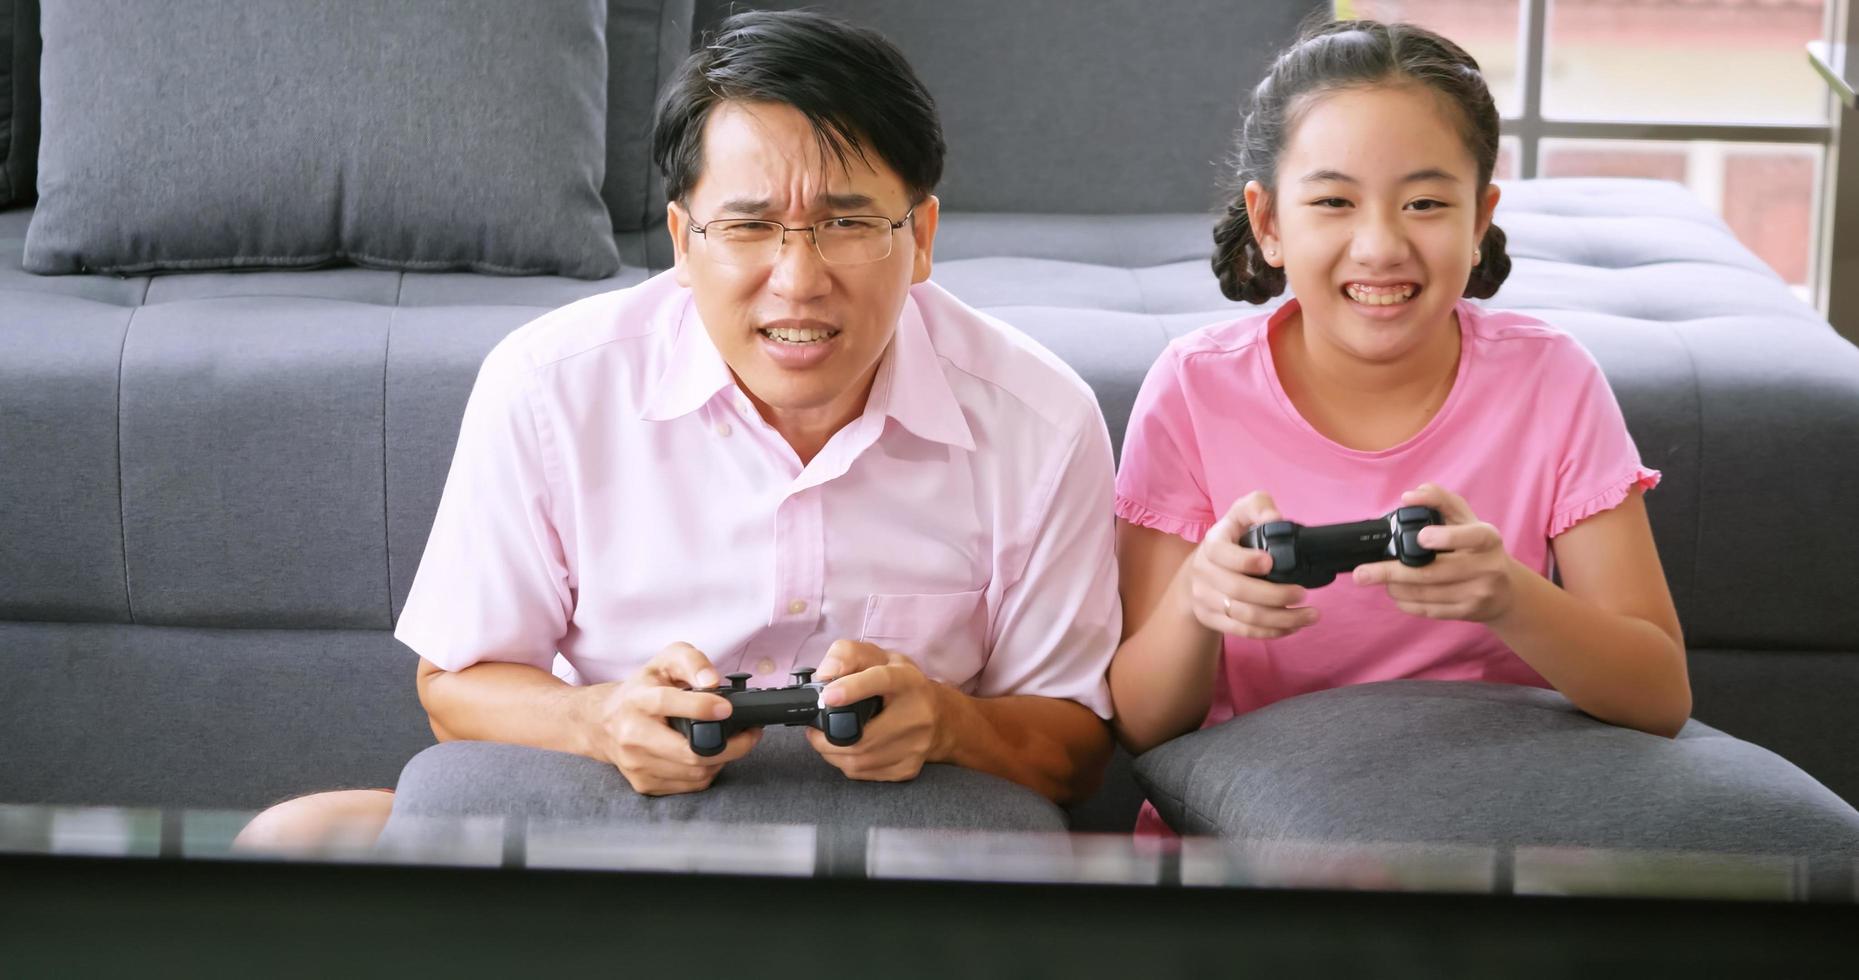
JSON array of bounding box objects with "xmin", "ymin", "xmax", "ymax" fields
[{"xmin": 1272, "ymin": 305, "xmax": 1463, "ymax": 453}]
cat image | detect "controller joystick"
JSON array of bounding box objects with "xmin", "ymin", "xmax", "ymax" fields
[
  {"xmin": 1239, "ymin": 506, "xmax": 1444, "ymax": 589},
  {"xmin": 667, "ymin": 665, "xmax": 884, "ymax": 757}
]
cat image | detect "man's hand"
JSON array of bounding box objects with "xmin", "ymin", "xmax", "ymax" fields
[
  {"xmin": 1352, "ymin": 484, "xmax": 1517, "ymax": 623},
  {"xmin": 807, "ymin": 639, "xmax": 950, "ymax": 782},
  {"xmin": 579, "ymin": 642, "xmax": 760, "ymax": 795}
]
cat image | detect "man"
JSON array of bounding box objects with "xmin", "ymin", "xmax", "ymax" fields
[{"xmin": 238, "ymin": 9, "xmax": 1119, "ymax": 846}]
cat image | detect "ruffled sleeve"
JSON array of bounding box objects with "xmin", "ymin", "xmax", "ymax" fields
[
  {"xmin": 1549, "ymin": 466, "xmax": 1661, "ymax": 537},
  {"xmin": 1114, "ymin": 344, "xmax": 1217, "ymax": 544},
  {"xmin": 1546, "ymin": 339, "xmax": 1662, "ymax": 538},
  {"xmin": 1115, "ymin": 495, "xmax": 1213, "ymax": 543}
]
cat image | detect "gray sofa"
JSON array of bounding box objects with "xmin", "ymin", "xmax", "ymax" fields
[{"xmin": 4, "ymin": 0, "xmax": 1858, "ymax": 836}]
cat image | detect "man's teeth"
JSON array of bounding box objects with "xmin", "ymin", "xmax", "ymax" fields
[
  {"xmin": 762, "ymin": 326, "xmax": 837, "ymax": 344},
  {"xmin": 1344, "ymin": 284, "xmax": 1417, "ymax": 306}
]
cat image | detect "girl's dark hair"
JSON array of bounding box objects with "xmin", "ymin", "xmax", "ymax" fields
[
  {"xmin": 652, "ymin": 10, "xmax": 945, "ymax": 206},
  {"xmin": 1213, "ymin": 18, "xmax": 1511, "ymax": 303}
]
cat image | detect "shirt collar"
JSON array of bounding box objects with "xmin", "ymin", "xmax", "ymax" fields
[
  {"xmin": 638, "ymin": 296, "xmax": 735, "ymax": 422},
  {"xmin": 871, "ymin": 292, "xmax": 976, "ymax": 452}
]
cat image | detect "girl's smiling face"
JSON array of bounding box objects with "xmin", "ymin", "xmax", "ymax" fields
[{"xmin": 1246, "ymin": 83, "xmax": 1500, "ymax": 364}]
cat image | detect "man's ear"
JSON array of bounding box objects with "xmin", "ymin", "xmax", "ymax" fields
[
  {"xmin": 667, "ymin": 201, "xmax": 692, "ymax": 287},
  {"xmin": 1241, "ymin": 180, "xmax": 1281, "ymax": 268},
  {"xmin": 909, "ymin": 194, "xmax": 940, "ymax": 284}
]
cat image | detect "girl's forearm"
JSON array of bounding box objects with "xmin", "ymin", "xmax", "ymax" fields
[
  {"xmin": 1489, "ymin": 559, "xmax": 1691, "ymax": 737},
  {"xmin": 1108, "ymin": 566, "xmax": 1225, "ymax": 754}
]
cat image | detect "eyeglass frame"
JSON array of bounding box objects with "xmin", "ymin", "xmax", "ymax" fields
[{"xmin": 681, "ymin": 204, "xmax": 920, "ymax": 267}]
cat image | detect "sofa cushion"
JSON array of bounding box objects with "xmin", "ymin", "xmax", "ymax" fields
[
  {"xmin": 1135, "ymin": 680, "xmax": 1859, "ymax": 855},
  {"xmin": 26, "ymin": 0, "xmax": 619, "ymax": 278},
  {"xmin": 602, "ymin": 0, "xmax": 695, "ymax": 235},
  {"xmin": 381, "ymin": 728, "xmax": 1068, "ymax": 834},
  {"xmin": 0, "ymin": 0, "xmax": 38, "ymax": 206},
  {"xmin": 0, "ymin": 621, "xmax": 433, "ymax": 809}
]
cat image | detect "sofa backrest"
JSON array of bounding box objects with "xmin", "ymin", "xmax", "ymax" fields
[
  {"xmin": 603, "ymin": 0, "xmax": 698, "ymax": 233},
  {"xmin": 690, "ymin": 0, "xmax": 1324, "ymax": 216}
]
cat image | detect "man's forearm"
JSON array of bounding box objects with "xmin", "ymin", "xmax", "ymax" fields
[
  {"xmin": 416, "ymin": 660, "xmax": 603, "ymax": 760},
  {"xmin": 930, "ymin": 688, "xmax": 1114, "ymax": 805}
]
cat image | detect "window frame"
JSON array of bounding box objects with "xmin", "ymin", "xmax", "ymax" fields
[{"xmin": 1500, "ymin": 0, "xmax": 1840, "ymax": 304}]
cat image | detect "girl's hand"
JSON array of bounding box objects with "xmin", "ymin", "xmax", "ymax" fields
[
  {"xmin": 1353, "ymin": 484, "xmax": 1517, "ymax": 623},
  {"xmin": 1184, "ymin": 491, "xmax": 1320, "ymax": 639}
]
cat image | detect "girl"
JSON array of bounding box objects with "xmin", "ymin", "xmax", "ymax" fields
[{"xmin": 1108, "ymin": 20, "xmax": 1689, "ymax": 831}]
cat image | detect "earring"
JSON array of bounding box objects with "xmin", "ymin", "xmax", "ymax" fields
[{"xmin": 1473, "ymin": 248, "xmax": 1482, "ymax": 264}]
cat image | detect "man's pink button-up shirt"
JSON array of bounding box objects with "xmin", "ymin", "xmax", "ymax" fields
[{"xmin": 394, "ymin": 271, "xmax": 1118, "ymax": 717}]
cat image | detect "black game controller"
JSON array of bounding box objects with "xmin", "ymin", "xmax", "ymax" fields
[
  {"xmin": 1239, "ymin": 506, "xmax": 1444, "ymax": 589},
  {"xmin": 668, "ymin": 668, "xmax": 884, "ymax": 757}
]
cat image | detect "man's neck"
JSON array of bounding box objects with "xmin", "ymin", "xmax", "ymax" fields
[{"xmin": 747, "ymin": 367, "xmax": 882, "ymax": 467}]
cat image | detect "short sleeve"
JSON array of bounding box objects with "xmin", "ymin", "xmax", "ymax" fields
[
  {"xmin": 974, "ymin": 415, "xmax": 1120, "ymax": 718},
  {"xmin": 1115, "ymin": 345, "xmax": 1217, "ymax": 543},
  {"xmin": 394, "ymin": 339, "xmax": 573, "ymax": 672},
  {"xmin": 1546, "ymin": 340, "xmax": 1661, "ymax": 538}
]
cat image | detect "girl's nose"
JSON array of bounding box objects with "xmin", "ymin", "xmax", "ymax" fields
[{"xmin": 1348, "ymin": 211, "xmax": 1412, "ymax": 268}]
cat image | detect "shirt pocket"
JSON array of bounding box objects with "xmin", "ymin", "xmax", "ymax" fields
[{"xmin": 859, "ymin": 587, "xmax": 989, "ymax": 688}]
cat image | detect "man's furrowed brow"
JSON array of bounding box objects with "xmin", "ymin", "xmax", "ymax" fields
[
  {"xmin": 716, "ymin": 197, "xmax": 775, "ymax": 216},
  {"xmin": 823, "ymin": 192, "xmax": 877, "ymax": 211},
  {"xmin": 713, "ymin": 193, "xmax": 879, "ymax": 215}
]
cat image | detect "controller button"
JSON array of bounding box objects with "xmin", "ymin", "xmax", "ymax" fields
[
  {"xmin": 1268, "ymin": 543, "xmax": 1297, "ymax": 571},
  {"xmin": 690, "ymin": 721, "xmax": 725, "ymax": 753},
  {"xmin": 826, "ymin": 711, "xmax": 860, "ymax": 741},
  {"xmin": 724, "ymin": 672, "xmax": 753, "ymax": 691}
]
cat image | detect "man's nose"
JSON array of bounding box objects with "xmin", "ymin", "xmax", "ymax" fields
[{"xmin": 767, "ymin": 228, "xmax": 832, "ymax": 300}]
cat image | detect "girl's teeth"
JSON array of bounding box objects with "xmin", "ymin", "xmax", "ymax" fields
[{"xmin": 1345, "ymin": 284, "xmax": 1416, "ymax": 306}]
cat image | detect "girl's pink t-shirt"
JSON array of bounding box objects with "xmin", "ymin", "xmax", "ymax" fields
[{"xmin": 1116, "ymin": 298, "xmax": 1660, "ymax": 732}]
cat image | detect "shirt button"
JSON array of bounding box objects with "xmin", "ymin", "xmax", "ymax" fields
[
  {"xmin": 755, "ymin": 657, "xmax": 776, "ymax": 675},
  {"xmin": 715, "ymin": 422, "xmax": 732, "ymax": 438},
  {"xmin": 787, "ymin": 599, "xmax": 807, "ymax": 615}
]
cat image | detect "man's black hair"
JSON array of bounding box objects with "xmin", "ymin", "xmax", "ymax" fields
[{"xmin": 651, "ymin": 9, "xmax": 945, "ymax": 206}]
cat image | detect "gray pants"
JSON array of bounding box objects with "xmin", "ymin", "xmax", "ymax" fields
[{"xmin": 380, "ymin": 726, "xmax": 1067, "ymax": 838}]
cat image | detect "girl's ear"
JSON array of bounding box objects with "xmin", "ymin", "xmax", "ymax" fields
[
  {"xmin": 1475, "ymin": 182, "xmax": 1501, "ymax": 246},
  {"xmin": 1242, "ymin": 180, "xmax": 1281, "ymax": 268}
]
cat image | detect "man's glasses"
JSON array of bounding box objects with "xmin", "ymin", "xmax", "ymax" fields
[{"xmin": 687, "ymin": 207, "xmax": 916, "ymax": 267}]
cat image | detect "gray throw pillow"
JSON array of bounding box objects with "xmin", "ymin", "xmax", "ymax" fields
[
  {"xmin": 1135, "ymin": 680, "xmax": 1859, "ymax": 855},
  {"xmin": 0, "ymin": 0, "xmax": 39, "ymax": 206},
  {"xmin": 25, "ymin": 0, "xmax": 620, "ymax": 278}
]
